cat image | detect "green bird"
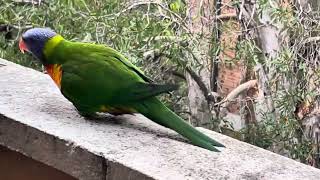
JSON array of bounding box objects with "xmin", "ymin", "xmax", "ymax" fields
[{"xmin": 19, "ymin": 28, "xmax": 224, "ymax": 151}]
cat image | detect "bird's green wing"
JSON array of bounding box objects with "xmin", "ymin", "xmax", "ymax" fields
[
  {"xmin": 126, "ymin": 82, "xmax": 178, "ymax": 101},
  {"xmin": 101, "ymin": 46, "xmax": 154, "ymax": 83}
]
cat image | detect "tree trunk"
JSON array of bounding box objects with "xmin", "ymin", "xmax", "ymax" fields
[
  {"xmin": 185, "ymin": 0, "xmax": 215, "ymax": 129},
  {"xmin": 239, "ymin": 0, "xmax": 282, "ymax": 122}
]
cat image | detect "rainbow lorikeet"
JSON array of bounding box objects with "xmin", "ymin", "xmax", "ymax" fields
[{"xmin": 19, "ymin": 28, "xmax": 224, "ymax": 151}]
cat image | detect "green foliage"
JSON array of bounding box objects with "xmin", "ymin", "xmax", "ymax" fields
[{"xmin": 237, "ymin": 2, "xmax": 319, "ymax": 165}]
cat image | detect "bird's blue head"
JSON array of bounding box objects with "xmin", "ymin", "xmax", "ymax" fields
[{"xmin": 19, "ymin": 28, "xmax": 57, "ymax": 63}]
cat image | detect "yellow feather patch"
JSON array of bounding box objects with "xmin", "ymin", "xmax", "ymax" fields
[
  {"xmin": 43, "ymin": 35, "xmax": 64, "ymax": 58},
  {"xmin": 100, "ymin": 105, "xmax": 136, "ymax": 115}
]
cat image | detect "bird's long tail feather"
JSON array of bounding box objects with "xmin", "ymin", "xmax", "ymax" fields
[{"xmin": 133, "ymin": 98, "xmax": 224, "ymax": 151}]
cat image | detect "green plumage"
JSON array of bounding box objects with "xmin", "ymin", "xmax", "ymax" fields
[{"xmin": 45, "ymin": 36, "xmax": 224, "ymax": 151}]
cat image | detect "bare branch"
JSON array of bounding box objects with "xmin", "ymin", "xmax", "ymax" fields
[
  {"xmin": 170, "ymin": 70, "xmax": 186, "ymax": 80},
  {"xmin": 13, "ymin": 0, "xmax": 43, "ymax": 5},
  {"xmin": 303, "ymin": 37, "xmax": 320, "ymax": 44},
  {"xmin": 216, "ymin": 13, "xmax": 237, "ymax": 21},
  {"xmin": 215, "ymin": 80, "xmax": 257, "ymax": 106},
  {"xmin": 0, "ymin": 24, "xmax": 32, "ymax": 31},
  {"xmin": 185, "ymin": 66, "xmax": 217, "ymax": 102}
]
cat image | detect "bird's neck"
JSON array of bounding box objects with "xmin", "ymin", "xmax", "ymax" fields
[
  {"xmin": 43, "ymin": 34, "xmax": 64, "ymax": 64},
  {"xmin": 43, "ymin": 35, "xmax": 64, "ymax": 89}
]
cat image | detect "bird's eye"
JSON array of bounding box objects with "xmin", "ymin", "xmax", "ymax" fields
[
  {"xmin": 24, "ymin": 37, "xmax": 33, "ymax": 45},
  {"xmin": 22, "ymin": 37, "xmax": 28, "ymax": 42}
]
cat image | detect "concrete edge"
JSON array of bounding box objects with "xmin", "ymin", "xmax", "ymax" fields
[{"xmin": 0, "ymin": 113, "xmax": 154, "ymax": 180}]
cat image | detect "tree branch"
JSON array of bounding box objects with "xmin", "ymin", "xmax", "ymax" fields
[
  {"xmin": 0, "ymin": 24, "xmax": 32, "ymax": 31},
  {"xmin": 13, "ymin": 0, "xmax": 43, "ymax": 5},
  {"xmin": 216, "ymin": 13, "xmax": 238, "ymax": 21},
  {"xmin": 170, "ymin": 70, "xmax": 186, "ymax": 80},
  {"xmin": 303, "ymin": 36, "xmax": 320, "ymax": 44},
  {"xmin": 185, "ymin": 66, "xmax": 217, "ymax": 102},
  {"xmin": 215, "ymin": 80, "xmax": 257, "ymax": 106}
]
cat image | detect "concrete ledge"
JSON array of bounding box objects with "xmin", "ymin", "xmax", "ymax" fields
[{"xmin": 1, "ymin": 58, "xmax": 320, "ymax": 180}]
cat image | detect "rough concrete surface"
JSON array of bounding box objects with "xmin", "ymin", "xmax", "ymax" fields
[{"xmin": 1, "ymin": 58, "xmax": 320, "ymax": 180}]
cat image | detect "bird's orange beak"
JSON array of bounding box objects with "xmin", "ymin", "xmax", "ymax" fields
[{"xmin": 19, "ymin": 38, "xmax": 28, "ymax": 54}]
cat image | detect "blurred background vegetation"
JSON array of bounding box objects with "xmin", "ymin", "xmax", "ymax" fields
[{"xmin": 1, "ymin": 0, "xmax": 320, "ymax": 168}]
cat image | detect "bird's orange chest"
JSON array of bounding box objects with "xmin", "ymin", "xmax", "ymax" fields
[{"xmin": 45, "ymin": 64, "xmax": 62, "ymax": 89}]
